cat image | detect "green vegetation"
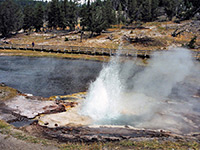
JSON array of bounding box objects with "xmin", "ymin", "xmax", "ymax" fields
[
  {"xmin": 47, "ymin": 0, "xmax": 64, "ymax": 29},
  {"xmin": 0, "ymin": 0, "xmax": 23, "ymax": 37},
  {"xmin": 23, "ymin": 4, "xmax": 34, "ymax": 31},
  {"xmin": 65, "ymin": 37, "xmax": 69, "ymax": 41},
  {"xmin": 34, "ymin": 2, "xmax": 44, "ymax": 32},
  {"xmin": 11, "ymin": 131, "xmax": 48, "ymax": 145},
  {"xmin": 0, "ymin": 0, "xmax": 200, "ymax": 37},
  {"xmin": 187, "ymin": 35, "xmax": 197, "ymax": 49},
  {"xmin": 58, "ymin": 140, "xmax": 200, "ymax": 150},
  {"xmin": 61, "ymin": 0, "xmax": 78, "ymax": 31},
  {"xmin": 0, "ymin": 85, "xmax": 18, "ymax": 101},
  {"xmin": 0, "ymin": 120, "xmax": 11, "ymax": 130},
  {"xmin": 80, "ymin": 0, "xmax": 116, "ymax": 37},
  {"xmin": 0, "ymin": 120, "xmax": 49, "ymax": 145}
]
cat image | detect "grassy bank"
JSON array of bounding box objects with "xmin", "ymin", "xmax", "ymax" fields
[
  {"xmin": 0, "ymin": 85, "xmax": 18, "ymax": 101},
  {"xmin": 0, "ymin": 120, "xmax": 49, "ymax": 145},
  {"xmin": 0, "ymin": 49, "xmax": 110, "ymax": 62},
  {"xmin": 59, "ymin": 140, "xmax": 200, "ymax": 150}
]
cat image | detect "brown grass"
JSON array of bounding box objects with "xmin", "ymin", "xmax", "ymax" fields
[
  {"xmin": 4, "ymin": 21, "xmax": 200, "ymax": 58},
  {"xmin": 0, "ymin": 50, "xmax": 111, "ymax": 62},
  {"xmin": 0, "ymin": 86, "xmax": 18, "ymax": 101}
]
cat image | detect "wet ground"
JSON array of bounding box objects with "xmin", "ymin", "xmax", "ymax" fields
[
  {"xmin": 24, "ymin": 123, "xmax": 200, "ymax": 142},
  {"xmin": 0, "ymin": 56, "xmax": 104, "ymax": 97},
  {"xmin": 0, "ymin": 56, "xmax": 200, "ymax": 143}
]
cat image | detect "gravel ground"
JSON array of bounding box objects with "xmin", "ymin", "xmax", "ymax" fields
[{"xmin": 0, "ymin": 133, "xmax": 58, "ymax": 150}]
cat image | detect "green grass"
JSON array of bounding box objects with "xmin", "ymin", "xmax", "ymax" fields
[
  {"xmin": 0, "ymin": 86, "xmax": 18, "ymax": 101},
  {"xmin": 0, "ymin": 119, "xmax": 49, "ymax": 145},
  {"xmin": 59, "ymin": 142, "xmax": 104, "ymax": 150},
  {"xmin": 0, "ymin": 120, "xmax": 11, "ymax": 130},
  {"xmin": 118, "ymin": 140, "xmax": 200, "ymax": 150},
  {"xmin": 157, "ymin": 25, "xmax": 167, "ymax": 31},
  {"xmin": 11, "ymin": 131, "xmax": 48, "ymax": 145},
  {"xmin": 58, "ymin": 140, "xmax": 200, "ymax": 150}
]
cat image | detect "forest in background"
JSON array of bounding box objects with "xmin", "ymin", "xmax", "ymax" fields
[{"xmin": 0, "ymin": 0, "xmax": 200, "ymax": 37}]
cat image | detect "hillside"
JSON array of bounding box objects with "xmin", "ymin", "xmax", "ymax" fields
[{"xmin": 2, "ymin": 20, "xmax": 198, "ymax": 52}]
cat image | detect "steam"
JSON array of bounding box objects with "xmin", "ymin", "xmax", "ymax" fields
[
  {"xmin": 133, "ymin": 49, "xmax": 193, "ymax": 98},
  {"xmin": 80, "ymin": 48, "xmax": 200, "ymax": 134},
  {"xmin": 0, "ymin": 57, "xmax": 102, "ymax": 97},
  {"xmin": 81, "ymin": 58, "xmax": 123, "ymax": 120}
]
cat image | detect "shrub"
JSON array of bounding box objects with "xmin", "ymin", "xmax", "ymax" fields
[
  {"xmin": 187, "ymin": 36, "xmax": 197, "ymax": 49},
  {"xmin": 65, "ymin": 37, "xmax": 69, "ymax": 41}
]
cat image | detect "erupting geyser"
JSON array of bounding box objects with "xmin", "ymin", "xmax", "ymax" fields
[{"xmin": 80, "ymin": 48, "xmax": 200, "ymax": 134}]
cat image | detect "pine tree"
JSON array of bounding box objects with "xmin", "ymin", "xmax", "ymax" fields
[
  {"xmin": 15, "ymin": 0, "xmax": 36, "ymax": 7},
  {"xmin": 80, "ymin": 0, "xmax": 111, "ymax": 37},
  {"xmin": 0, "ymin": 0, "xmax": 24, "ymax": 37},
  {"xmin": 189, "ymin": 0, "xmax": 200, "ymax": 11},
  {"xmin": 80, "ymin": 0, "xmax": 92, "ymax": 31},
  {"xmin": 60, "ymin": 0, "xmax": 68, "ymax": 29},
  {"xmin": 14, "ymin": 4, "xmax": 24, "ymax": 33},
  {"xmin": 90, "ymin": 2, "xmax": 107, "ymax": 36},
  {"xmin": 34, "ymin": 2, "xmax": 44, "ymax": 32},
  {"xmin": 176, "ymin": 0, "xmax": 197, "ymax": 20},
  {"xmin": 127, "ymin": 0, "xmax": 138, "ymax": 23},
  {"xmin": 163, "ymin": 0, "xmax": 178, "ymax": 20},
  {"xmin": 142, "ymin": 0, "xmax": 152, "ymax": 21},
  {"xmin": 23, "ymin": 5, "xmax": 34, "ymax": 31},
  {"xmin": 104, "ymin": 0, "xmax": 116, "ymax": 26},
  {"xmin": 47, "ymin": 0, "xmax": 63, "ymax": 29},
  {"xmin": 63, "ymin": 0, "xmax": 78, "ymax": 31},
  {"xmin": 151, "ymin": 0, "xmax": 159, "ymax": 19},
  {"xmin": 140, "ymin": 0, "xmax": 159, "ymax": 21},
  {"xmin": 117, "ymin": 3, "xmax": 123, "ymax": 25}
]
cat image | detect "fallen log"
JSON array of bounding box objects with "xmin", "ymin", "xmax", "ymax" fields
[{"xmin": 171, "ymin": 28, "xmax": 186, "ymax": 37}]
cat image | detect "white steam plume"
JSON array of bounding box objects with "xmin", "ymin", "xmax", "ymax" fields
[
  {"xmin": 80, "ymin": 48, "xmax": 200, "ymax": 134},
  {"xmin": 133, "ymin": 48, "xmax": 194, "ymax": 98}
]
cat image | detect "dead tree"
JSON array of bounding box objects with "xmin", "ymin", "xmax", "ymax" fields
[{"xmin": 171, "ymin": 28, "xmax": 186, "ymax": 37}]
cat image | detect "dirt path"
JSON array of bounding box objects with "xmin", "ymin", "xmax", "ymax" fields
[{"xmin": 0, "ymin": 133, "xmax": 58, "ymax": 150}]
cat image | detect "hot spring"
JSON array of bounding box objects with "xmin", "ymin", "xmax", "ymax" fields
[
  {"xmin": 1, "ymin": 49, "xmax": 200, "ymax": 134},
  {"xmin": 80, "ymin": 48, "xmax": 200, "ymax": 134},
  {"xmin": 0, "ymin": 56, "xmax": 103, "ymax": 97}
]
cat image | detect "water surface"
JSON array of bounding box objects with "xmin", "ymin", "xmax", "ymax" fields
[{"xmin": 0, "ymin": 56, "xmax": 103, "ymax": 97}]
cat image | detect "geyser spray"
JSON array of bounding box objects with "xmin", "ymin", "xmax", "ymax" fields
[{"xmin": 80, "ymin": 48, "xmax": 200, "ymax": 134}]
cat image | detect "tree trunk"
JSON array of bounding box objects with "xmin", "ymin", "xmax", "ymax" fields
[
  {"xmin": 89, "ymin": 31, "xmax": 94, "ymax": 38},
  {"xmin": 80, "ymin": 31, "xmax": 84, "ymax": 42}
]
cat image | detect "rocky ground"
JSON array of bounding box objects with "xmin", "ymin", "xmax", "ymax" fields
[{"xmin": 0, "ymin": 84, "xmax": 200, "ymax": 149}]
